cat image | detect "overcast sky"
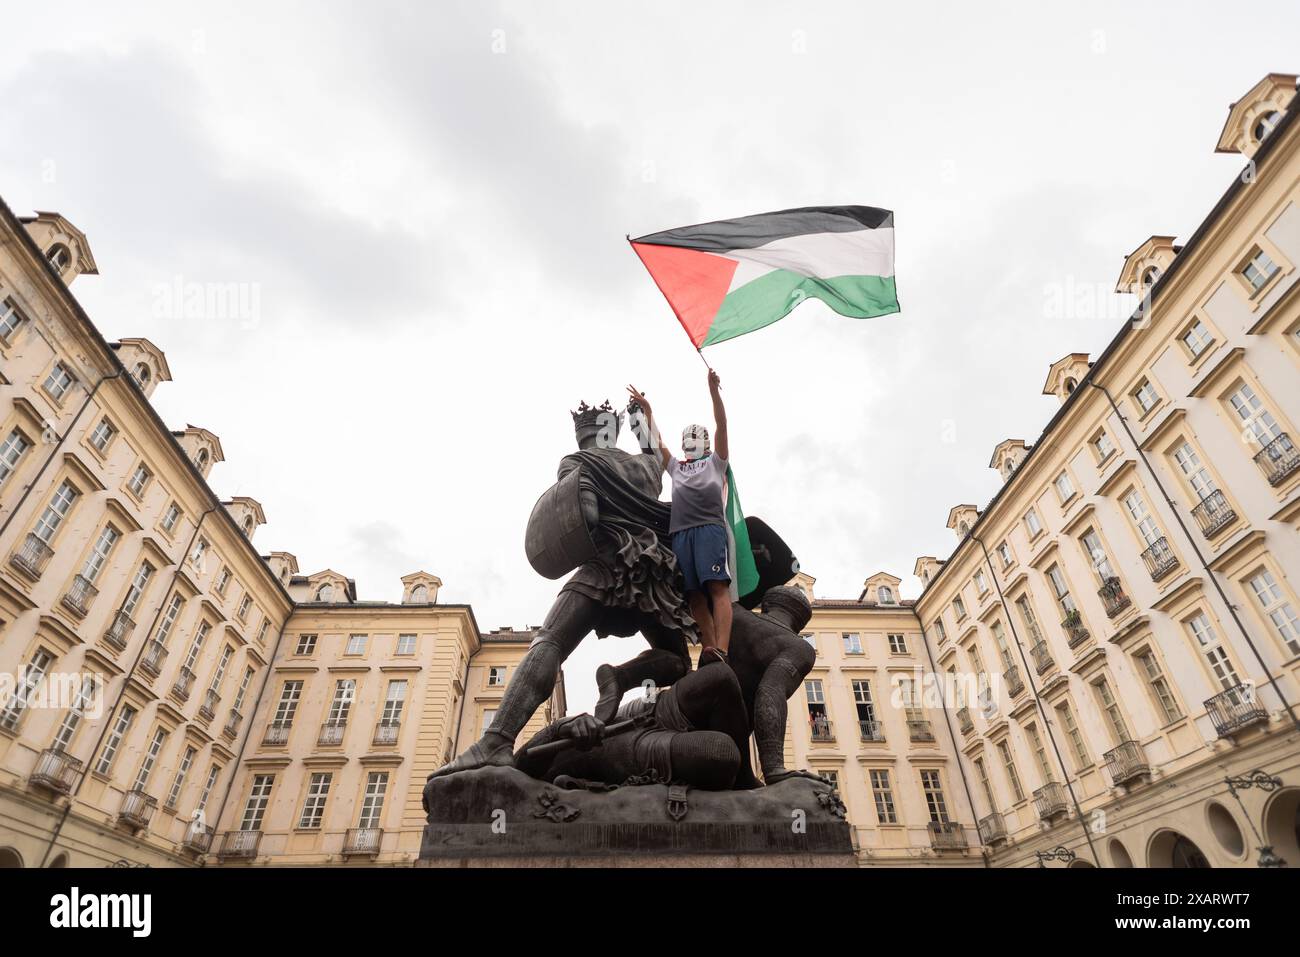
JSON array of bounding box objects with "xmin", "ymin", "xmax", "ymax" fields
[{"xmin": 3, "ymin": 1, "xmax": 1297, "ymax": 714}]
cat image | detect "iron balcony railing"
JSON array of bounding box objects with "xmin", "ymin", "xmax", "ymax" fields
[
  {"xmin": 199, "ymin": 688, "xmax": 220, "ymax": 721},
  {"xmin": 342, "ymin": 827, "xmax": 383, "ymax": 856},
  {"xmin": 218, "ymin": 830, "xmax": 262, "ymax": 859},
  {"xmin": 1030, "ymin": 640, "xmax": 1055, "ymax": 675},
  {"xmin": 1033, "ymin": 781, "xmax": 1068, "ymax": 821},
  {"xmin": 1254, "ymin": 433, "xmax": 1299, "ymax": 487},
  {"xmin": 118, "ymin": 788, "xmax": 158, "ymax": 830},
  {"xmin": 809, "ymin": 716, "xmax": 834, "ymax": 742},
  {"xmin": 927, "ymin": 821, "xmax": 966, "ymax": 850},
  {"xmin": 956, "ymin": 707, "xmax": 974, "ymax": 734},
  {"xmin": 171, "ymin": 667, "xmax": 195, "ymax": 702},
  {"xmin": 1099, "ymin": 577, "xmax": 1131, "ymax": 618},
  {"xmin": 907, "ymin": 719, "xmax": 935, "ymax": 742},
  {"xmin": 1004, "ymin": 664, "xmax": 1025, "ymax": 698},
  {"xmin": 1061, "ymin": 611, "xmax": 1090, "ymax": 648},
  {"xmin": 977, "ymin": 812, "xmax": 1007, "ymax": 845},
  {"xmin": 262, "ymin": 722, "xmax": 291, "ymax": 747},
  {"xmin": 858, "ymin": 719, "xmax": 885, "ymax": 742},
  {"xmin": 318, "ymin": 721, "xmax": 347, "ymax": 747},
  {"xmin": 103, "ymin": 610, "xmax": 135, "ymax": 651},
  {"xmin": 1191, "ymin": 490, "xmax": 1236, "ymax": 539},
  {"xmin": 223, "ymin": 709, "xmax": 243, "ymax": 740},
  {"xmin": 9, "ymin": 533, "xmax": 54, "ymax": 580},
  {"xmin": 1205, "ymin": 684, "xmax": 1269, "ymax": 738},
  {"xmin": 181, "ymin": 824, "xmax": 214, "ymax": 855},
  {"xmin": 30, "ymin": 748, "xmax": 82, "ymax": 794},
  {"xmin": 1103, "ymin": 739, "xmax": 1150, "ymax": 786},
  {"xmin": 372, "ymin": 721, "xmax": 401, "ymax": 746},
  {"xmin": 1140, "ymin": 536, "xmax": 1179, "ymax": 581},
  {"xmin": 61, "ymin": 574, "xmax": 99, "ymax": 618},
  {"xmin": 139, "ymin": 640, "xmax": 168, "ymax": 678}
]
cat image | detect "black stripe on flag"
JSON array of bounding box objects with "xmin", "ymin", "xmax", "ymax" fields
[{"xmin": 632, "ymin": 205, "xmax": 893, "ymax": 252}]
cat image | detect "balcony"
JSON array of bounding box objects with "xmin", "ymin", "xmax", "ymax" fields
[
  {"xmin": 1030, "ymin": 640, "xmax": 1055, "ymax": 675},
  {"xmin": 139, "ymin": 640, "xmax": 168, "ymax": 678},
  {"xmin": 956, "ymin": 707, "xmax": 974, "ymax": 734},
  {"xmin": 262, "ymin": 722, "xmax": 291, "ymax": 747},
  {"xmin": 1254, "ymin": 432, "xmax": 1300, "ymax": 487},
  {"xmin": 1098, "ymin": 577, "xmax": 1131, "ymax": 618},
  {"xmin": 181, "ymin": 824, "xmax": 214, "ymax": 855},
  {"xmin": 927, "ymin": 821, "xmax": 966, "ymax": 851},
  {"xmin": 29, "ymin": 748, "xmax": 82, "ymax": 795},
  {"xmin": 118, "ymin": 788, "xmax": 158, "ymax": 831},
  {"xmin": 907, "ymin": 719, "xmax": 935, "ymax": 742},
  {"xmin": 103, "ymin": 610, "xmax": 135, "ymax": 651},
  {"xmin": 1192, "ymin": 490, "xmax": 1236, "ymax": 539},
  {"xmin": 60, "ymin": 574, "xmax": 99, "ymax": 618},
  {"xmin": 977, "ymin": 812, "xmax": 1007, "ymax": 846},
  {"xmin": 9, "ymin": 533, "xmax": 53, "ymax": 581},
  {"xmin": 1033, "ymin": 782, "xmax": 1068, "ymax": 821},
  {"xmin": 809, "ymin": 716, "xmax": 834, "ymax": 742},
  {"xmin": 1061, "ymin": 611, "xmax": 1090, "ymax": 649},
  {"xmin": 199, "ymin": 688, "xmax": 220, "ymax": 721},
  {"xmin": 1103, "ymin": 739, "xmax": 1150, "ymax": 786},
  {"xmin": 1004, "ymin": 664, "xmax": 1025, "ymax": 698},
  {"xmin": 372, "ymin": 721, "xmax": 401, "ymax": 747},
  {"xmin": 1140, "ymin": 536, "xmax": 1179, "ymax": 581},
  {"xmin": 858, "ymin": 719, "xmax": 885, "ymax": 742},
  {"xmin": 342, "ymin": 827, "xmax": 383, "ymax": 857},
  {"xmin": 1205, "ymin": 684, "xmax": 1269, "ymax": 738},
  {"xmin": 318, "ymin": 721, "xmax": 348, "ymax": 747},
  {"xmin": 171, "ymin": 667, "xmax": 195, "ymax": 702},
  {"xmin": 223, "ymin": 709, "xmax": 243, "ymax": 740},
  {"xmin": 217, "ymin": 830, "xmax": 262, "ymax": 859}
]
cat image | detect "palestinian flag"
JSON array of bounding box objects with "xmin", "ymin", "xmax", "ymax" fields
[
  {"xmin": 630, "ymin": 205, "xmax": 898, "ymax": 350},
  {"xmin": 723, "ymin": 465, "xmax": 759, "ymax": 602}
]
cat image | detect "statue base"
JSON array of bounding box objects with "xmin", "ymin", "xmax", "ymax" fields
[{"xmin": 419, "ymin": 765, "xmax": 856, "ymax": 867}]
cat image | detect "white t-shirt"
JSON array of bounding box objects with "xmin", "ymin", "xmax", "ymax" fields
[{"xmin": 666, "ymin": 453, "xmax": 728, "ymax": 533}]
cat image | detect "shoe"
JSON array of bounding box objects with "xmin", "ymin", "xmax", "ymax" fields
[
  {"xmin": 698, "ymin": 647, "xmax": 729, "ymax": 669},
  {"xmin": 594, "ymin": 664, "xmax": 622, "ymax": 723}
]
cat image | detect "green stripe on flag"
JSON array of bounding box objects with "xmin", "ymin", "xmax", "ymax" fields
[
  {"xmin": 703, "ymin": 272, "xmax": 898, "ymax": 347},
  {"xmin": 725, "ymin": 466, "xmax": 760, "ymax": 599}
]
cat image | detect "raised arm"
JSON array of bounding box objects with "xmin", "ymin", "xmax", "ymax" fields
[
  {"xmin": 626, "ymin": 384, "xmax": 672, "ymax": 470},
  {"xmin": 708, "ymin": 369, "xmax": 728, "ymax": 462}
]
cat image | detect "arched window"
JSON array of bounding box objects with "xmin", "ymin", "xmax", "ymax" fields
[
  {"xmin": 1064, "ymin": 377, "xmax": 1077, "ymax": 394},
  {"xmin": 877, "ymin": 585, "xmax": 894, "ymax": 604},
  {"xmin": 410, "ymin": 584, "xmax": 428, "ymax": 603},
  {"xmin": 196, "ymin": 448, "xmax": 209, "ymax": 470},
  {"xmin": 46, "ymin": 244, "xmax": 71, "ymax": 272},
  {"xmin": 1141, "ymin": 266, "xmax": 1160, "ymax": 288},
  {"xmin": 316, "ymin": 583, "xmax": 334, "ymax": 603},
  {"xmin": 1254, "ymin": 110, "xmax": 1282, "ymax": 144},
  {"xmin": 958, "ymin": 521, "xmax": 970, "ymax": 535},
  {"xmin": 243, "ymin": 516, "xmax": 254, "ymax": 536},
  {"xmin": 133, "ymin": 363, "xmax": 151, "ymax": 388}
]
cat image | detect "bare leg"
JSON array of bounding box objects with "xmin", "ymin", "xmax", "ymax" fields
[
  {"xmin": 707, "ymin": 579, "xmax": 732, "ymax": 654},
  {"xmin": 689, "ymin": 591, "xmax": 716, "ymax": 649},
  {"xmin": 429, "ymin": 588, "xmax": 600, "ymax": 779}
]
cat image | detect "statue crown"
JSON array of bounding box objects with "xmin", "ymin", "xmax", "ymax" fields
[{"xmin": 571, "ymin": 400, "xmax": 624, "ymax": 432}]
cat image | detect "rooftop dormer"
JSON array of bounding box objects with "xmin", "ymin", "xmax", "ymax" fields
[
  {"xmin": 1215, "ymin": 73, "xmax": 1297, "ymax": 159},
  {"xmin": 860, "ymin": 571, "xmax": 902, "ymax": 605},
  {"xmin": 989, "ymin": 438, "xmax": 1030, "ymax": 482},
  {"xmin": 224, "ymin": 496, "xmax": 266, "ymax": 541},
  {"xmin": 946, "ymin": 504, "xmax": 980, "ymax": 539},
  {"xmin": 1116, "ymin": 236, "xmax": 1180, "ymax": 295},
  {"xmin": 913, "ymin": 556, "xmax": 943, "ymax": 588},
  {"xmin": 303, "ymin": 569, "xmax": 354, "ymax": 604},
  {"xmin": 112, "ymin": 338, "xmax": 172, "ymax": 399},
  {"xmin": 172, "ymin": 425, "xmax": 224, "ymax": 479},
  {"xmin": 789, "ymin": 571, "xmax": 816, "ymax": 603},
  {"xmin": 20, "ymin": 211, "xmax": 98, "ymax": 285},
  {"xmin": 401, "ymin": 571, "xmax": 442, "ymax": 604},
  {"xmin": 1042, "ymin": 353, "xmax": 1091, "ymax": 404},
  {"xmin": 264, "ymin": 551, "xmax": 298, "ymax": 587}
]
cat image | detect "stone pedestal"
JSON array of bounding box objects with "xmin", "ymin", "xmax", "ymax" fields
[{"xmin": 419, "ymin": 766, "xmax": 855, "ymax": 867}]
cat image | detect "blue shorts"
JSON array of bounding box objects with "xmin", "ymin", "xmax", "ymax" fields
[{"xmin": 671, "ymin": 523, "xmax": 730, "ymax": 594}]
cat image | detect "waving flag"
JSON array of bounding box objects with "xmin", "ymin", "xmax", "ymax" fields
[
  {"xmin": 630, "ymin": 205, "xmax": 898, "ymax": 350},
  {"xmin": 723, "ymin": 465, "xmax": 759, "ymax": 602}
]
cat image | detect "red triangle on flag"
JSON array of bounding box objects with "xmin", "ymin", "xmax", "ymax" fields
[{"xmin": 630, "ymin": 241, "xmax": 738, "ymax": 348}]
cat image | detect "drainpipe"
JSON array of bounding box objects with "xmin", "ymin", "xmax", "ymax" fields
[
  {"xmin": 0, "ymin": 369, "xmax": 124, "ymax": 545},
  {"xmin": 38, "ymin": 506, "xmax": 219, "ymax": 867},
  {"xmin": 970, "ymin": 532, "xmax": 1103, "ymax": 867},
  {"xmin": 1087, "ymin": 381, "xmax": 1300, "ymax": 733},
  {"xmin": 202, "ymin": 616, "xmax": 289, "ymax": 864},
  {"xmin": 909, "ymin": 605, "xmax": 990, "ymax": 868}
]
